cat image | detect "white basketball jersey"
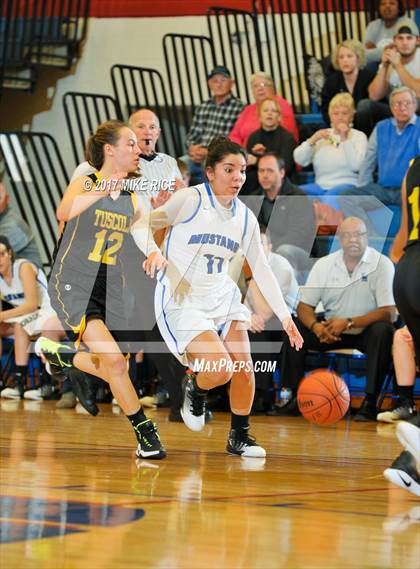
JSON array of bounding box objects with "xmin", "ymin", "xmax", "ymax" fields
[
  {"xmin": 158, "ymin": 182, "xmax": 249, "ymax": 297},
  {"xmin": 0, "ymin": 259, "xmax": 51, "ymax": 310}
]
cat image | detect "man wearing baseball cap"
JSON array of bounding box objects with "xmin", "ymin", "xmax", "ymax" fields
[
  {"xmin": 357, "ymin": 20, "xmax": 419, "ymax": 135},
  {"xmin": 182, "ymin": 65, "xmax": 245, "ymax": 184},
  {"xmin": 369, "ymin": 20, "xmax": 419, "ymax": 103}
]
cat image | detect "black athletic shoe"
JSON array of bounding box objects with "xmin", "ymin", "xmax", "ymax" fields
[
  {"xmin": 377, "ymin": 398, "xmax": 417, "ymax": 423},
  {"xmin": 180, "ymin": 373, "xmax": 207, "ymax": 432},
  {"xmin": 226, "ymin": 428, "xmax": 266, "ymax": 458},
  {"xmin": 134, "ymin": 419, "xmax": 166, "ymax": 460},
  {"xmin": 66, "ymin": 367, "xmax": 99, "ymax": 416},
  {"xmin": 384, "ymin": 451, "xmax": 420, "ymax": 497},
  {"xmin": 354, "ymin": 398, "xmax": 377, "ymax": 422}
]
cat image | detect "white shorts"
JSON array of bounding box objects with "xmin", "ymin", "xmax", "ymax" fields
[
  {"xmin": 155, "ymin": 280, "xmax": 251, "ymax": 366},
  {"xmin": 4, "ymin": 308, "xmax": 57, "ymax": 337}
]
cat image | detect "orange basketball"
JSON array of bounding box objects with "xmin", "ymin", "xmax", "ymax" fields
[{"xmin": 297, "ymin": 369, "xmax": 350, "ymax": 425}]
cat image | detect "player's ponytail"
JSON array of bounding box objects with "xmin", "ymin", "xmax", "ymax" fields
[
  {"xmin": 85, "ymin": 120, "xmax": 127, "ymax": 170},
  {"xmin": 205, "ymin": 136, "xmax": 247, "ymax": 171}
]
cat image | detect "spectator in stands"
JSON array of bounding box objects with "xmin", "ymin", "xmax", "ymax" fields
[
  {"xmin": 278, "ymin": 216, "xmax": 396, "ymax": 421},
  {"xmin": 182, "ymin": 66, "xmax": 245, "ymax": 185},
  {"xmin": 229, "ymin": 71, "xmax": 299, "ymax": 147},
  {"xmin": 339, "ymin": 87, "xmax": 420, "ymax": 233},
  {"xmin": 294, "ymin": 93, "xmax": 368, "ymax": 197},
  {"xmin": 245, "ymin": 226, "xmax": 299, "ymax": 413},
  {"xmin": 0, "ymin": 180, "xmax": 42, "ymax": 268},
  {"xmin": 248, "ymin": 152, "xmax": 316, "ymax": 273},
  {"xmin": 72, "ymin": 108, "xmax": 184, "ymax": 199},
  {"xmin": 320, "ymin": 40, "xmax": 376, "ymax": 128},
  {"xmin": 358, "ymin": 22, "xmax": 420, "ymax": 134},
  {"xmin": 363, "ymin": 0, "xmax": 418, "ymax": 64},
  {"xmin": 0, "ymin": 236, "xmax": 61, "ymax": 399},
  {"xmin": 242, "ymin": 97, "xmax": 296, "ymax": 194}
]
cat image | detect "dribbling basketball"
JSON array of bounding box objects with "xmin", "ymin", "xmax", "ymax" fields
[{"xmin": 297, "ymin": 369, "xmax": 350, "ymax": 425}]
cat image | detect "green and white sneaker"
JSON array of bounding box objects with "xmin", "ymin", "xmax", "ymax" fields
[{"xmin": 34, "ymin": 337, "xmax": 73, "ymax": 374}]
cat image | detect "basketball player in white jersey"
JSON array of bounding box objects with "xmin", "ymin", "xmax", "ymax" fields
[
  {"xmin": 131, "ymin": 137, "xmax": 303, "ymax": 457},
  {"xmin": 0, "ymin": 236, "xmax": 59, "ymax": 398}
]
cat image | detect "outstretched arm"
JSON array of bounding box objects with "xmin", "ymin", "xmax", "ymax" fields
[{"xmin": 242, "ymin": 209, "xmax": 303, "ymax": 350}]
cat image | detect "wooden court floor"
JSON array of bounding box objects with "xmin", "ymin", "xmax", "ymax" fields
[{"xmin": 0, "ymin": 400, "xmax": 418, "ymax": 569}]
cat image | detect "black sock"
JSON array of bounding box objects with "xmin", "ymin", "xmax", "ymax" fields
[
  {"xmin": 231, "ymin": 413, "xmax": 249, "ymax": 430},
  {"xmin": 193, "ymin": 375, "xmax": 208, "ymax": 394},
  {"xmin": 396, "ymin": 385, "xmax": 414, "ymax": 403},
  {"xmin": 14, "ymin": 365, "xmax": 28, "ymax": 383},
  {"xmin": 127, "ymin": 407, "xmax": 148, "ymax": 435}
]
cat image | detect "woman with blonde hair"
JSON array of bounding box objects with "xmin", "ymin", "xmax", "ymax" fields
[
  {"xmin": 229, "ymin": 71, "xmax": 298, "ymax": 146},
  {"xmin": 321, "ymin": 39, "xmax": 375, "ymax": 127},
  {"xmin": 294, "ymin": 93, "xmax": 367, "ymax": 197}
]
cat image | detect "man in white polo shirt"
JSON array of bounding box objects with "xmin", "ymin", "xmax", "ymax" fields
[{"xmin": 279, "ymin": 216, "xmax": 397, "ymax": 421}]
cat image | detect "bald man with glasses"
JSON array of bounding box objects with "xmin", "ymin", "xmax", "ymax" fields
[{"xmin": 277, "ymin": 216, "xmax": 397, "ymax": 422}]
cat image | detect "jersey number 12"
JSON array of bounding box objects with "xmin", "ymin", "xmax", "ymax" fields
[{"xmin": 88, "ymin": 229, "xmax": 123, "ymax": 265}]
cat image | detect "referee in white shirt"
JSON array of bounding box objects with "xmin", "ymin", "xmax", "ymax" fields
[{"xmin": 279, "ymin": 216, "xmax": 397, "ymax": 422}]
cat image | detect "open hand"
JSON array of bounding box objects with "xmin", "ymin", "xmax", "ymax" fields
[
  {"xmin": 151, "ymin": 188, "xmax": 172, "ymax": 209},
  {"xmin": 250, "ymin": 313, "xmax": 265, "ymax": 333},
  {"xmin": 142, "ymin": 251, "xmax": 168, "ymax": 278},
  {"xmin": 282, "ymin": 317, "xmax": 304, "ymax": 350}
]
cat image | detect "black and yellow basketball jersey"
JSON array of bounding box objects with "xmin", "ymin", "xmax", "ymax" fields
[
  {"xmin": 406, "ymin": 156, "xmax": 420, "ymax": 247},
  {"xmin": 52, "ymin": 173, "xmax": 137, "ymax": 279}
]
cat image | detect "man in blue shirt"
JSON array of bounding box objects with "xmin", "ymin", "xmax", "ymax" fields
[{"xmin": 339, "ymin": 86, "xmax": 420, "ymax": 234}]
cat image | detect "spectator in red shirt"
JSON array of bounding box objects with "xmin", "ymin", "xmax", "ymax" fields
[{"xmin": 229, "ymin": 71, "xmax": 299, "ymax": 146}]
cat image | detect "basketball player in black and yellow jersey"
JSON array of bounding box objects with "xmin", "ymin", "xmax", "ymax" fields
[
  {"xmin": 36, "ymin": 120, "xmax": 166, "ymax": 460},
  {"xmin": 383, "ymin": 156, "xmax": 420, "ymax": 496},
  {"xmin": 392, "ymin": 155, "xmax": 420, "ymax": 370}
]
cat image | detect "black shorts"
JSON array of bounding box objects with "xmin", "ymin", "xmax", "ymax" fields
[
  {"xmin": 393, "ymin": 243, "xmax": 420, "ymax": 363},
  {"xmin": 49, "ymin": 269, "xmax": 131, "ymax": 349}
]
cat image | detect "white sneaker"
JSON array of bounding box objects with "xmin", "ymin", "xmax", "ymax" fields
[
  {"xmin": 24, "ymin": 388, "xmax": 43, "ymax": 401},
  {"xmin": 180, "ymin": 374, "xmax": 207, "ymax": 432},
  {"xmin": 1, "ymin": 386, "xmax": 22, "ymax": 399}
]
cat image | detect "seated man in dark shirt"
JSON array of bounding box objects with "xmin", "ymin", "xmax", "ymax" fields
[{"xmin": 245, "ymin": 152, "xmax": 316, "ymax": 274}]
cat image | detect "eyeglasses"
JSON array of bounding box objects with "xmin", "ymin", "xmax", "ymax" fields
[
  {"xmin": 392, "ymin": 100, "xmax": 414, "ymax": 109},
  {"xmin": 339, "ymin": 231, "xmax": 367, "ymax": 240}
]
